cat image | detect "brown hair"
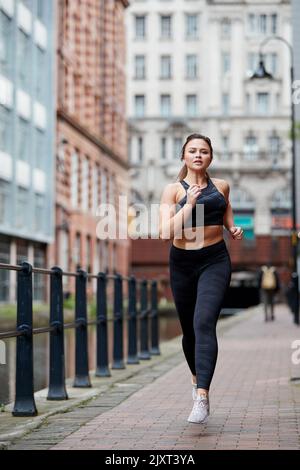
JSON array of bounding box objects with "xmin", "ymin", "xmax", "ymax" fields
[{"xmin": 176, "ymin": 133, "xmax": 213, "ymax": 182}]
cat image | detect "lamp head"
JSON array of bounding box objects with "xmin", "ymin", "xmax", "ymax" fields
[{"xmin": 251, "ymin": 56, "xmax": 274, "ymax": 80}]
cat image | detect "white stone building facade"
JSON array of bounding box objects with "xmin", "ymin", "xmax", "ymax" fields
[{"xmin": 126, "ymin": 0, "xmax": 292, "ymax": 241}]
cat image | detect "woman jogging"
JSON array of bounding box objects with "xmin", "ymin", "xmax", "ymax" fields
[{"xmin": 159, "ymin": 133, "xmax": 243, "ymax": 424}]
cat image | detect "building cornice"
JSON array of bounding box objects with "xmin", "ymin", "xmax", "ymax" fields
[{"xmin": 57, "ymin": 108, "xmax": 130, "ymax": 171}]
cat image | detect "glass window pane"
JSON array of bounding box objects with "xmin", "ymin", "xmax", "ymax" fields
[
  {"xmin": 0, "ymin": 11, "xmax": 12, "ymax": 77},
  {"xmin": 17, "ymin": 30, "xmax": 31, "ymax": 90}
]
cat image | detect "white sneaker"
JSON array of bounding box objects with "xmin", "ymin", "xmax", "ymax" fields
[{"xmin": 187, "ymin": 394, "xmax": 210, "ymax": 423}]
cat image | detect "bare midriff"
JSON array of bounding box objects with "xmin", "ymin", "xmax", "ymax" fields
[
  {"xmin": 172, "ymin": 181, "xmax": 224, "ymax": 250},
  {"xmin": 172, "ymin": 226, "xmax": 223, "ymax": 250}
]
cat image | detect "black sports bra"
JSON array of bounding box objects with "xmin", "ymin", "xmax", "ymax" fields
[{"xmin": 176, "ymin": 175, "xmax": 228, "ymax": 227}]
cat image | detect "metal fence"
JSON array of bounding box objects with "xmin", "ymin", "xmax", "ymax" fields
[{"xmin": 0, "ymin": 262, "xmax": 160, "ymax": 417}]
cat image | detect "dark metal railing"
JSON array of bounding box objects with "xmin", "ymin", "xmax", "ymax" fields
[{"xmin": 0, "ymin": 262, "xmax": 160, "ymax": 416}]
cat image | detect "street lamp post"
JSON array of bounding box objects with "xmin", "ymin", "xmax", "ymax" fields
[{"xmin": 251, "ymin": 35, "xmax": 299, "ymax": 325}]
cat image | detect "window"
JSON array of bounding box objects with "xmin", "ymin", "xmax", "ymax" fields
[
  {"xmin": 0, "ymin": 105, "xmax": 11, "ymax": 154},
  {"xmin": 220, "ymin": 18, "xmax": 231, "ymax": 38},
  {"xmin": 92, "ymin": 165, "xmax": 99, "ymax": 213},
  {"xmin": 275, "ymin": 93, "xmax": 280, "ymax": 111},
  {"xmin": 81, "ymin": 157, "xmax": 89, "ymax": 211},
  {"xmin": 256, "ymin": 92, "xmax": 269, "ymax": 115},
  {"xmin": 135, "ymin": 15, "xmax": 146, "ymax": 39},
  {"xmin": 160, "ymin": 94, "xmax": 171, "ymax": 117},
  {"xmin": 186, "ymin": 54, "xmax": 198, "ymax": 79},
  {"xmin": 16, "ymin": 241, "xmax": 28, "ymax": 265},
  {"xmin": 247, "ymin": 13, "xmax": 278, "ymax": 36},
  {"xmin": 186, "ymin": 94, "xmax": 197, "ymax": 117},
  {"xmin": 135, "ymin": 95, "xmax": 145, "ymax": 117},
  {"xmin": 246, "ymin": 93, "xmax": 252, "ymax": 114},
  {"xmin": 16, "ymin": 187, "xmax": 28, "ymax": 229},
  {"xmin": 109, "ymin": 174, "xmax": 115, "ymax": 205},
  {"xmin": 75, "ymin": 233, "xmax": 81, "ymax": 270},
  {"xmin": 59, "ymin": 230, "xmax": 69, "ymax": 274},
  {"xmin": 173, "ymin": 137, "xmax": 182, "ymax": 160},
  {"xmin": 271, "ymin": 14, "xmax": 277, "ymax": 34},
  {"xmin": 248, "ymin": 14, "xmax": 256, "ymax": 34},
  {"xmin": 160, "ymin": 15, "xmax": 172, "ymax": 38},
  {"xmin": 36, "ymin": 0, "xmax": 46, "ymax": 23},
  {"xmin": 86, "ymin": 236, "xmax": 91, "ymax": 273},
  {"xmin": 222, "ymin": 93, "xmax": 229, "ymax": 115},
  {"xmin": 103, "ymin": 240, "xmax": 109, "ymax": 273},
  {"xmin": 0, "ymin": 238, "xmax": 10, "ymax": 302},
  {"xmin": 71, "ymin": 152, "xmax": 79, "ymax": 207},
  {"xmin": 35, "ymin": 129, "xmax": 46, "ymax": 170},
  {"xmin": 160, "ymin": 55, "xmax": 172, "ymax": 79},
  {"xmin": 112, "ymin": 242, "xmax": 116, "ymax": 274},
  {"xmin": 161, "ymin": 137, "xmax": 167, "ymax": 159},
  {"xmin": 138, "ymin": 136, "xmax": 143, "ymax": 162},
  {"xmin": 270, "ymin": 53, "xmax": 277, "ymax": 75},
  {"xmin": 269, "ymin": 135, "xmax": 281, "ymax": 158},
  {"xmin": 222, "ymin": 52, "xmax": 231, "ymax": 74},
  {"xmin": 135, "ymin": 55, "xmax": 145, "ymax": 79},
  {"xmin": 185, "ymin": 13, "xmax": 199, "ymax": 39},
  {"xmin": 34, "ymin": 256, "xmax": 52, "ymax": 310},
  {"xmin": 36, "ymin": 48, "xmax": 46, "ymax": 101},
  {"xmin": 34, "ymin": 193, "xmax": 44, "ymax": 232},
  {"xmin": 0, "ymin": 11, "xmax": 12, "ymax": 77},
  {"xmin": 0, "ymin": 179, "xmax": 10, "ymax": 225},
  {"xmin": 244, "ymin": 135, "xmax": 258, "ymax": 160},
  {"xmin": 101, "ymin": 170, "xmax": 108, "ymax": 204},
  {"xmin": 17, "ymin": 118, "xmax": 29, "ymax": 161},
  {"xmin": 258, "ymin": 14, "xmax": 267, "ymax": 34},
  {"xmin": 17, "ymin": 30, "xmax": 31, "ymax": 90},
  {"xmin": 271, "ymin": 187, "xmax": 291, "ymax": 233},
  {"xmin": 95, "ymin": 239, "xmax": 101, "ymax": 274},
  {"xmin": 220, "ymin": 135, "xmax": 230, "ymax": 160}
]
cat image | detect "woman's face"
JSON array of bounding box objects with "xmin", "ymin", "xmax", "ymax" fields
[{"xmin": 183, "ymin": 138, "xmax": 212, "ymax": 172}]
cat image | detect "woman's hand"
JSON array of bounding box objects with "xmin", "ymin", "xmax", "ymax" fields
[
  {"xmin": 186, "ymin": 184, "xmax": 202, "ymax": 207},
  {"xmin": 229, "ymin": 226, "xmax": 243, "ymax": 240}
]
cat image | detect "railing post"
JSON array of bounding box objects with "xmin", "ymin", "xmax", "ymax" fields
[
  {"xmin": 73, "ymin": 268, "xmax": 91, "ymax": 387},
  {"xmin": 47, "ymin": 266, "xmax": 68, "ymax": 400},
  {"xmin": 138, "ymin": 279, "xmax": 150, "ymax": 360},
  {"xmin": 150, "ymin": 280, "xmax": 160, "ymax": 355},
  {"xmin": 13, "ymin": 262, "xmax": 37, "ymax": 416},
  {"xmin": 95, "ymin": 272, "xmax": 111, "ymax": 376},
  {"xmin": 112, "ymin": 273, "xmax": 125, "ymax": 369},
  {"xmin": 127, "ymin": 275, "xmax": 139, "ymax": 364}
]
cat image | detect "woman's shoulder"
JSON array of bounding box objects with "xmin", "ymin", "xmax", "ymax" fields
[
  {"xmin": 160, "ymin": 181, "xmax": 183, "ymax": 203},
  {"xmin": 211, "ymin": 177, "xmax": 230, "ymax": 192}
]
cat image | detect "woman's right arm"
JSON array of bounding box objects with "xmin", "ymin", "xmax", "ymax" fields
[{"xmin": 158, "ymin": 183, "xmax": 197, "ymax": 241}]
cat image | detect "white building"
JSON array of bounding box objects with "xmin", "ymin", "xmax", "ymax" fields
[
  {"xmin": 0, "ymin": 0, "xmax": 56, "ymax": 302},
  {"xmin": 126, "ymin": 0, "xmax": 292, "ymax": 241}
]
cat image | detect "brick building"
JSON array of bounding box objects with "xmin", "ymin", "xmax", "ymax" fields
[{"xmin": 54, "ymin": 0, "xmax": 130, "ymax": 295}]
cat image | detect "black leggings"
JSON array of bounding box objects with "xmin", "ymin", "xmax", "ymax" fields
[{"xmin": 169, "ymin": 239, "xmax": 232, "ymax": 390}]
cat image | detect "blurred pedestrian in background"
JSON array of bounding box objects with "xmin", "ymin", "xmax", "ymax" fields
[{"xmin": 258, "ymin": 263, "xmax": 280, "ymax": 322}]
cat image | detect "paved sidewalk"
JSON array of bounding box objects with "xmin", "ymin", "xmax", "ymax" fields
[
  {"xmin": 8, "ymin": 304, "xmax": 300, "ymax": 450},
  {"xmin": 48, "ymin": 303, "xmax": 300, "ymax": 450}
]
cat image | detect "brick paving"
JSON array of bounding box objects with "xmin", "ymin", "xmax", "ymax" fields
[{"xmin": 47, "ymin": 303, "xmax": 300, "ymax": 450}]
